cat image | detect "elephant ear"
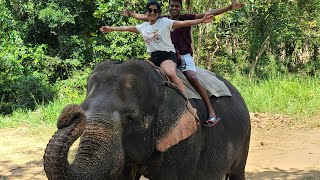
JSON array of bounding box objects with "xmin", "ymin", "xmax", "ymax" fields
[{"xmin": 156, "ymin": 101, "xmax": 200, "ymax": 152}]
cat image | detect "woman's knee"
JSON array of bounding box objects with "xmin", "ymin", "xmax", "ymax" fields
[
  {"xmin": 166, "ymin": 71, "xmax": 177, "ymax": 80},
  {"xmin": 162, "ymin": 67, "xmax": 176, "ymax": 78}
]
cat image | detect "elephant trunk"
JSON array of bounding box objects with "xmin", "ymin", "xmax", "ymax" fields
[{"xmin": 43, "ymin": 104, "xmax": 125, "ymax": 180}]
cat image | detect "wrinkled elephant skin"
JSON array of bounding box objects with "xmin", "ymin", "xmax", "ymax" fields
[{"xmin": 44, "ymin": 59, "xmax": 251, "ymax": 180}]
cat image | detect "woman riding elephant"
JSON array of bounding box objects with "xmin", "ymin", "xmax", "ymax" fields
[
  {"xmin": 99, "ymin": 0, "xmax": 220, "ymax": 127},
  {"xmin": 100, "ymin": 0, "xmax": 213, "ymax": 97}
]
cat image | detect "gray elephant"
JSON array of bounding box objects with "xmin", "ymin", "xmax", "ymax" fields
[{"xmin": 44, "ymin": 59, "xmax": 251, "ymax": 180}]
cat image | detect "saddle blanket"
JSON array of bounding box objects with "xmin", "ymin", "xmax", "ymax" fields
[{"xmin": 176, "ymin": 67, "xmax": 232, "ymax": 100}]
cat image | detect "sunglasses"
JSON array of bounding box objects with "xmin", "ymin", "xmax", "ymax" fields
[{"xmin": 147, "ymin": 8, "xmax": 160, "ymax": 14}]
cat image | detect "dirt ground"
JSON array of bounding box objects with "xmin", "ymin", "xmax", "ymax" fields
[{"xmin": 0, "ymin": 113, "xmax": 319, "ymax": 180}]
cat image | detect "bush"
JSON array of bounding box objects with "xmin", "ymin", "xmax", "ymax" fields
[
  {"xmin": 0, "ymin": 73, "xmax": 55, "ymax": 115},
  {"xmin": 54, "ymin": 68, "xmax": 90, "ymax": 100}
]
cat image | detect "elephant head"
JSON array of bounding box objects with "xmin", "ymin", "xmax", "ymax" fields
[{"xmin": 44, "ymin": 60, "xmax": 199, "ymax": 179}]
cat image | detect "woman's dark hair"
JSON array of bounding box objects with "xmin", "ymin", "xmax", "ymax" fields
[{"xmin": 145, "ymin": 0, "xmax": 162, "ymax": 13}]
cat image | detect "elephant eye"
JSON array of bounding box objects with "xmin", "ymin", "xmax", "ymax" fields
[{"xmin": 123, "ymin": 113, "xmax": 135, "ymax": 123}]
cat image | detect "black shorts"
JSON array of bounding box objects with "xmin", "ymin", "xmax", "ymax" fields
[{"xmin": 150, "ymin": 51, "xmax": 177, "ymax": 67}]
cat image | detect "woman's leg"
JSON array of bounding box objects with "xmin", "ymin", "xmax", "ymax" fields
[{"xmin": 160, "ymin": 60, "xmax": 186, "ymax": 94}]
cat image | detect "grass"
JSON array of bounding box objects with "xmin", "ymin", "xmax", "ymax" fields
[
  {"xmin": 0, "ymin": 94, "xmax": 85, "ymax": 128},
  {"xmin": 229, "ymin": 74, "xmax": 320, "ymax": 118},
  {"xmin": 0, "ymin": 74, "xmax": 319, "ymax": 128}
]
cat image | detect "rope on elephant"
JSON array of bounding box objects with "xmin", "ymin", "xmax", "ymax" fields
[
  {"xmin": 144, "ymin": 60, "xmax": 169, "ymax": 82},
  {"xmin": 145, "ymin": 60, "xmax": 187, "ymax": 98},
  {"xmin": 186, "ymin": 101, "xmax": 200, "ymax": 123},
  {"xmin": 144, "ymin": 60, "xmax": 199, "ymax": 122}
]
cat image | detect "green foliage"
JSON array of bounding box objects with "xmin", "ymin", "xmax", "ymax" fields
[
  {"xmin": 54, "ymin": 68, "xmax": 90, "ymax": 100},
  {"xmin": 230, "ymin": 74, "xmax": 320, "ymax": 117},
  {"xmin": 0, "ymin": 73, "xmax": 55, "ymax": 115},
  {"xmin": 241, "ymin": 0, "xmax": 320, "ymax": 77},
  {"xmin": 0, "ymin": 71, "xmax": 87, "ymax": 127},
  {"xmin": 0, "ymin": 29, "xmax": 55, "ymax": 114},
  {"xmin": 192, "ymin": 0, "xmax": 320, "ymax": 78},
  {"xmin": 93, "ymin": 0, "xmax": 148, "ymax": 60},
  {"xmin": 0, "ymin": 94, "xmax": 85, "ymax": 128},
  {"xmin": 97, "ymin": 32, "xmax": 147, "ymax": 60},
  {"xmin": 0, "ymin": 3, "xmax": 15, "ymax": 39},
  {"xmin": 11, "ymin": 73, "xmax": 55, "ymax": 110},
  {"xmin": 38, "ymin": 2, "xmax": 75, "ymax": 28}
]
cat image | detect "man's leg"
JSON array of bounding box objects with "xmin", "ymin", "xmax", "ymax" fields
[
  {"xmin": 180, "ymin": 54, "xmax": 219, "ymax": 126},
  {"xmin": 184, "ymin": 70, "xmax": 217, "ymax": 118}
]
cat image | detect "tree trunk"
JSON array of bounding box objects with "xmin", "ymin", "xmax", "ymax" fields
[
  {"xmin": 314, "ymin": 45, "xmax": 319, "ymax": 75},
  {"xmin": 314, "ymin": 45, "xmax": 318, "ymax": 63},
  {"xmin": 194, "ymin": 0, "xmax": 212, "ymax": 66},
  {"xmin": 186, "ymin": 0, "xmax": 192, "ymax": 13},
  {"xmin": 249, "ymin": 36, "xmax": 270, "ymax": 77}
]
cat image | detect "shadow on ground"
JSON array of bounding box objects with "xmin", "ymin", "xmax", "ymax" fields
[
  {"xmin": 246, "ymin": 167, "xmax": 320, "ymax": 180},
  {"xmin": 1, "ymin": 159, "xmax": 320, "ymax": 180},
  {"xmin": 0, "ymin": 159, "xmax": 45, "ymax": 180},
  {"xmin": 0, "ymin": 145, "xmax": 79, "ymax": 180}
]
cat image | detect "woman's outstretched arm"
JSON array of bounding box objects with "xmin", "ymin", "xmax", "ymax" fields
[{"xmin": 100, "ymin": 25, "xmax": 138, "ymax": 33}]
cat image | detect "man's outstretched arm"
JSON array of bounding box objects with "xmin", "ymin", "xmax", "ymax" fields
[
  {"xmin": 195, "ymin": 0, "xmax": 245, "ymax": 19},
  {"xmin": 121, "ymin": 8, "xmax": 148, "ymax": 21}
]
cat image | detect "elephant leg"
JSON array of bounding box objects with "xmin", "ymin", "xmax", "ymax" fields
[
  {"xmin": 226, "ymin": 156, "xmax": 246, "ymax": 180},
  {"xmin": 226, "ymin": 136, "xmax": 250, "ymax": 180},
  {"xmin": 119, "ymin": 165, "xmax": 144, "ymax": 180}
]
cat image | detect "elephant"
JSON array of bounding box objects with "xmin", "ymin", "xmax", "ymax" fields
[{"xmin": 44, "ymin": 59, "xmax": 251, "ymax": 180}]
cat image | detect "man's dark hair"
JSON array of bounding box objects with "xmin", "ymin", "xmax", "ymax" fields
[
  {"xmin": 169, "ymin": 0, "xmax": 182, "ymax": 6},
  {"xmin": 145, "ymin": 0, "xmax": 162, "ymax": 13}
]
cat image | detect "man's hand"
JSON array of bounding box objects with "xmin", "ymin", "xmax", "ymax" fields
[
  {"xmin": 100, "ymin": 26, "xmax": 112, "ymax": 33},
  {"xmin": 120, "ymin": 8, "xmax": 148, "ymax": 21},
  {"xmin": 120, "ymin": 8, "xmax": 131, "ymax": 17},
  {"xmin": 202, "ymin": 14, "xmax": 214, "ymax": 23},
  {"xmin": 231, "ymin": 0, "xmax": 245, "ymax": 10}
]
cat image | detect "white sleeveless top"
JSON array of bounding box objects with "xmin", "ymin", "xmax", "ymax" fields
[{"xmin": 136, "ymin": 17, "xmax": 176, "ymax": 53}]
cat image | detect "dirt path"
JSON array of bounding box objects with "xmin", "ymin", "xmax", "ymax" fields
[{"xmin": 1, "ymin": 113, "xmax": 319, "ymax": 180}]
